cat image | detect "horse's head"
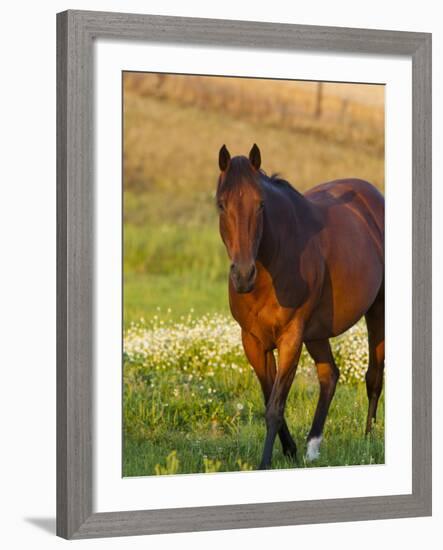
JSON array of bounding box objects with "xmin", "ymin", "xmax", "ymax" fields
[{"xmin": 216, "ymin": 144, "xmax": 264, "ymax": 294}]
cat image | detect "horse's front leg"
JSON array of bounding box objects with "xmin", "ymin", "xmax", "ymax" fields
[
  {"xmin": 241, "ymin": 331, "xmax": 297, "ymax": 459},
  {"xmin": 259, "ymin": 329, "xmax": 303, "ymax": 470}
]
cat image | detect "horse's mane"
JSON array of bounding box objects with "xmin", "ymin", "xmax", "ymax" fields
[{"xmin": 259, "ymin": 169, "xmax": 304, "ymax": 199}]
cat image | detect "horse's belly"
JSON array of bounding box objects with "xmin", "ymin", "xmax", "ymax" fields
[
  {"xmin": 305, "ymin": 237, "xmax": 383, "ymax": 339},
  {"xmin": 305, "ymin": 278, "xmax": 380, "ymax": 340}
]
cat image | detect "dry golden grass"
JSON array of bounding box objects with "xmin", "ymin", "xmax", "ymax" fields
[
  {"xmin": 123, "ymin": 73, "xmax": 384, "ymax": 196},
  {"xmin": 124, "ymin": 72, "xmax": 383, "ymax": 156}
]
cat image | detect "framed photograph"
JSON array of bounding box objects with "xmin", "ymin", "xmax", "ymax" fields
[{"xmin": 57, "ymin": 10, "xmax": 432, "ymax": 539}]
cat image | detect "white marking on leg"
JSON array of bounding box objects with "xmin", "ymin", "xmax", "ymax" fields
[{"xmin": 306, "ymin": 436, "xmax": 322, "ymax": 461}]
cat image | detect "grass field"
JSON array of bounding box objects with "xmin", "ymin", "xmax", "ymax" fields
[
  {"xmin": 123, "ymin": 315, "xmax": 384, "ymax": 475},
  {"xmin": 124, "ymin": 374, "xmax": 384, "ymax": 476},
  {"xmin": 123, "ymin": 74, "xmax": 385, "ymax": 475}
]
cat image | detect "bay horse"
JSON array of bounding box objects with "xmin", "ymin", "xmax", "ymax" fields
[{"xmin": 216, "ymin": 144, "xmax": 384, "ymax": 469}]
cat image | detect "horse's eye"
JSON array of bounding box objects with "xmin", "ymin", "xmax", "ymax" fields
[
  {"xmin": 217, "ymin": 201, "xmax": 225, "ymax": 212},
  {"xmin": 258, "ymin": 200, "xmax": 265, "ymax": 211}
]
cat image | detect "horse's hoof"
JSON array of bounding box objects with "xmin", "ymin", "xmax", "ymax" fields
[
  {"xmin": 365, "ymin": 416, "xmax": 376, "ymax": 435},
  {"xmin": 283, "ymin": 446, "xmax": 297, "ymax": 461},
  {"xmin": 306, "ymin": 436, "xmax": 322, "ymax": 462}
]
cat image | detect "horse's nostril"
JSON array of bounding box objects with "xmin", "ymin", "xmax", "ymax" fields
[
  {"xmin": 248, "ymin": 265, "xmax": 256, "ymax": 281},
  {"xmin": 230, "ymin": 263, "xmax": 256, "ymax": 290}
]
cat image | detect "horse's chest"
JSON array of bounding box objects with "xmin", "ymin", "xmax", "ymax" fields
[
  {"xmin": 230, "ymin": 293, "xmax": 290, "ymax": 350},
  {"xmin": 252, "ymin": 310, "xmax": 284, "ymax": 349}
]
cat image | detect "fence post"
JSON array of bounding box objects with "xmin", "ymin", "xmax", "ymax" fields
[{"xmin": 315, "ymin": 82, "xmax": 324, "ymax": 118}]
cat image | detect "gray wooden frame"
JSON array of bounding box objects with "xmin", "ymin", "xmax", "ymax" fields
[{"xmin": 57, "ymin": 9, "xmax": 432, "ymax": 540}]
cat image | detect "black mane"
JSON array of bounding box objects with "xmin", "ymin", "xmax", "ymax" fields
[{"xmin": 259, "ymin": 169, "xmax": 304, "ymax": 199}]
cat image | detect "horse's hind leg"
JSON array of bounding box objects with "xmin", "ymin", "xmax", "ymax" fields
[
  {"xmin": 305, "ymin": 339, "xmax": 340, "ymax": 461},
  {"xmin": 364, "ymin": 289, "xmax": 385, "ymax": 434}
]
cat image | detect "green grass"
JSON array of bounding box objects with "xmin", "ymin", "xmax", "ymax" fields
[
  {"xmin": 123, "ymin": 366, "xmax": 384, "ymax": 476},
  {"xmin": 123, "ymin": 315, "xmax": 384, "ymax": 476},
  {"xmin": 124, "ymin": 185, "xmax": 232, "ymax": 325},
  {"xmin": 124, "ymin": 272, "xmax": 229, "ymax": 323},
  {"xmin": 124, "ymin": 210, "xmax": 230, "ymax": 325}
]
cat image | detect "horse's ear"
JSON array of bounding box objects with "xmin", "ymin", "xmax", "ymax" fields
[
  {"xmin": 249, "ymin": 143, "xmax": 261, "ymax": 170},
  {"xmin": 219, "ymin": 144, "xmax": 231, "ymax": 171}
]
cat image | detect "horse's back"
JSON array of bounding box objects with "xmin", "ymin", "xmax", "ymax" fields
[{"xmin": 305, "ymin": 178, "xmax": 384, "ymax": 241}]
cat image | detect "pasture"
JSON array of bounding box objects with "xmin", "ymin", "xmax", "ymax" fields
[
  {"xmin": 123, "ymin": 314, "xmax": 384, "ymax": 475},
  {"xmin": 123, "ymin": 74, "xmax": 385, "ymax": 475}
]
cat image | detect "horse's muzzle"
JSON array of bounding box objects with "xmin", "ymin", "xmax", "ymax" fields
[{"xmin": 230, "ymin": 263, "xmax": 257, "ymax": 293}]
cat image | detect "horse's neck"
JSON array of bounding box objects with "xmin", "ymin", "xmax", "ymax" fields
[{"xmin": 258, "ymin": 181, "xmax": 320, "ymax": 267}]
